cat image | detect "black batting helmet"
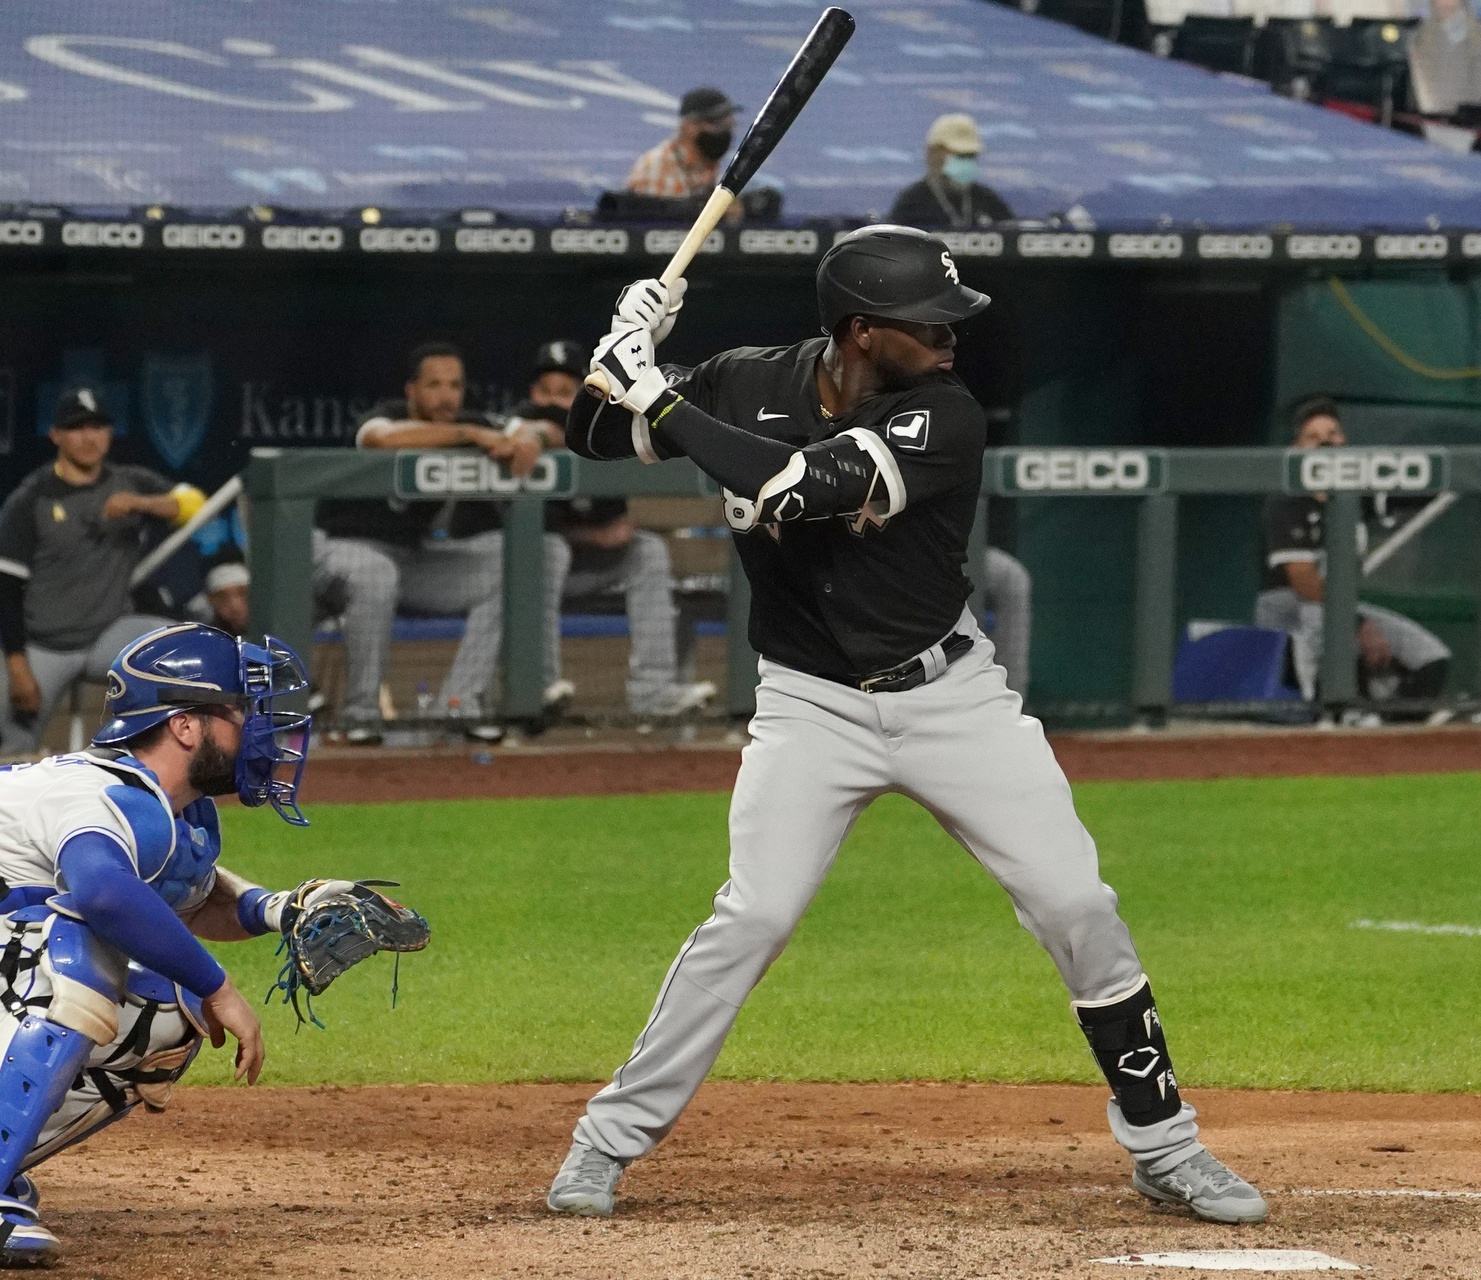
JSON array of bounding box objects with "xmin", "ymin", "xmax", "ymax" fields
[{"xmin": 816, "ymin": 224, "xmax": 990, "ymax": 335}]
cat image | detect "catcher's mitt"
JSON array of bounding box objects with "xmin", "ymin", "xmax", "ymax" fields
[{"xmin": 268, "ymin": 880, "xmax": 430, "ymax": 1028}]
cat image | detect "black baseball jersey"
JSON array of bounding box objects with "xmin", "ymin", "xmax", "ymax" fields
[
  {"xmin": 671, "ymin": 337, "xmax": 986, "ymax": 680},
  {"xmin": 317, "ymin": 398, "xmax": 503, "ymax": 545},
  {"xmin": 0, "ymin": 462, "xmax": 173, "ymax": 650},
  {"xmin": 1260, "ymin": 493, "xmax": 1369, "ymax": 591}
]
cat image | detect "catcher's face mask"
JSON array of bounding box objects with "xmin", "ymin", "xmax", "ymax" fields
[{"xmin": 237, "ymin": 636, "xmax": 312, "ymax": 826}]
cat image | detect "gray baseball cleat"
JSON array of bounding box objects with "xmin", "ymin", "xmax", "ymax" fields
[
  {"xmin": 1134, "ymin": 1150, "xmax": 1268, "ymax": 1224},
  {"xmin": 546, "ymin": 1141, "xmax": 627, "ymax": 1217}
]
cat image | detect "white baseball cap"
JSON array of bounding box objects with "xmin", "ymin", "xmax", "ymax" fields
[{"xmin": 925, "ymin": 113, "xmax": 980, "ymax": 155}]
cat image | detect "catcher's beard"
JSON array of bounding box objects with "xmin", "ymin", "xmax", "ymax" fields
[{"xmin": 187, "ymin": 730, "xmax": 238, "ymax": 797}]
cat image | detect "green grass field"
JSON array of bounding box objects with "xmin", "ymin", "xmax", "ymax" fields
[{"xmin": 192, "ymin": 772, "xmax": 1481, "ymax": 1093}]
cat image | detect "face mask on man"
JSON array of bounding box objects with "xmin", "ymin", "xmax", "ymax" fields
[
  {"xmin": 695, "ymin": 129, "xmax": 732, "ymax": 161},
  {"xmin": 942, "ymin": 153, "xmax": 979, "ymax": 186}
]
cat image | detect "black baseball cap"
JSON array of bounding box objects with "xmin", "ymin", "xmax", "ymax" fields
[
  {"xmin": 532, "ymin": 340, "xmax": 584, "ymax": 379},
  {"xmin": 53, "ymin": 388, "xmax": 113, "ymax": 430},
  {"xmin": 680, "ymin": 87, "xmax": 739, "ymax": 122}
]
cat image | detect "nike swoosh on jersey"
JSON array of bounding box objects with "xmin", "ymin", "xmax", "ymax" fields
[{"xmin": 756, "ymin": 408, "xmax": 788, "ymax": 421}]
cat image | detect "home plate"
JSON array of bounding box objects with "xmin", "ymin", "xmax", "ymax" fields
[{"xmin": 1095, "ymin": 1250, "xmax": 1365, "ymax": 1271}]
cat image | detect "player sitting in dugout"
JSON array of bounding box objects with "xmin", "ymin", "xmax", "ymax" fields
[
  {"xmin": 0, "ymin": 390, "xmax": 206, "ymax": 759},
  {"xmin": 313, "ymin": 342, "xmax": 571, "ymax": 745},
  {"xmin": 511, "ymin": 340, "xmax": 716, "ymax": 719},
  {"xmin": 1256, "ymin": 397, "xmax": 1450, "ymax": 708},
  {"xmin": 0, "ymin": 622, "xmax": 379, "ymax": 1265},
  {"xmin": 889, "ymin": 113, "xmax": 1014, "ymax": 231}
]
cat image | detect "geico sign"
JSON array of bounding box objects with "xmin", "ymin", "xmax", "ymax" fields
[
  {"xmin": 937, "ymin": 231, "xmax": 1003, "ymax": 257},
  {"xmin": 262, "ymin": 226, "xmax": 343, "ymax": 251},
  {"xmin": 162, "ymin": 223, "xmax": 244, "ymax": 250},
  {"xmin": 0, "ymin": 220, "xmax": 43, "ymax": 245},
  {"xmin": 455, "ymin": 227, "xmax": 535, "ymax": 253},
  {"xmin": 644, "ymin": 228, "xmax": 723, "ymax": 256},
  {"xmin": 1014, "ymin": 450, "xmax": 1154, "ymax": 491},
  {"xmin": 1017, "ymin": 232, "xmax": 1094, "ymax": 258},
  {"xmin": 1374, "ymin": 234, "xmax": 1448, "ymax": 260},
  {"xmin": 1108, "ymin": 233, "xmax": 1183, "ymax": 259},
  {"xmin": 551, "ymin": 228, "xmax": 628, "ymax": 254},
  {"xmin": 739, "ymin": 229, "xmax": 817, "ymax": 254},
  {"xmin": 1197, "ymin": 234, "xmax": 1272, "ymax": 260},
  {"xmin": 1285, "ymin": 234, "xmax": 1361, "ymax": 260},
  {"xmin": 1464, "ymin": 233, "xmax": 1481, "ymax": 259},
  {"xmin": 413, "ymin": 453, "xmax": 561, "ymax": 494},
  {"xmin": 360, "ymin": 227, "xmax": 439, "ymax": 252},
  {"xmin": 1298, "ymin": 450, "xmax": 1435, "ymax": 491},
  {"xmin": 62, "ymin": 221, "xmax": 143, "ymax": 248}
]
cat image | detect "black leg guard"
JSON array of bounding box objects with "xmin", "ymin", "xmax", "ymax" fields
[{"xmin": 1074, "ymin": 977, "xmax": 1181, "ymax": 1127}]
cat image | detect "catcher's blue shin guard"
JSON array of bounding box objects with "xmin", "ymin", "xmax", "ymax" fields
[{"xmin": 0, "ymin": 915, "xmax": 126, "ymax": 1266}]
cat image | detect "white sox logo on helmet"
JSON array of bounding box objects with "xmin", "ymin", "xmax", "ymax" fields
[{"xmin": 941, "ymin": 251, "xmax": 959, "ymax": 285}]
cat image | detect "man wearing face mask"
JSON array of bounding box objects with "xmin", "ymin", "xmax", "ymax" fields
[
  {"xmin": 889, "ymin": 114, "xmax": 1015, "ymax": 231},
  {"xmin": 626, "ymin": 87, "xmax": 739, "ymax": 199}
]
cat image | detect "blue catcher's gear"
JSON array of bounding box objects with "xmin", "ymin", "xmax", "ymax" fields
[{"xmin": 92, "ymin": 623, "xmax": 312, "ymax": 826}]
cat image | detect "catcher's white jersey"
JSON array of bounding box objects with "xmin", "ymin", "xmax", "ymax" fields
[{"xmin": 0, "ymin": 752, "xmax": 191, "ymax": 895}]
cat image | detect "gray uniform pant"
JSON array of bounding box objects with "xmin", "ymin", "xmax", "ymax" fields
[
  {"xmin": 0, "ymin": 615, "xmax": 170, "ymax": 756},
  {"xmin": 575, "ymin": 617, "xmax": 1202, "ymax": 1173},
  {"xmin": 560, "ymin": 530, "xmax": 680, "ymax": 713},
  {"xmin": 1254, "ymin": 587, "xmax": 1452, "ymax": 699},
  {"xmin": 313, "ymin": 530, "xmax": 570, "ymax": 723},
  {"xmin": 982, "ymin": 547, "xmax": 1031, "ymax": 697}
]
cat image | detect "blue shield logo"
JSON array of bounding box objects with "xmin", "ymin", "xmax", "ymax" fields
[{"xmin": 141, "ymin": 354, "xmax": 213, "ymax": 470}]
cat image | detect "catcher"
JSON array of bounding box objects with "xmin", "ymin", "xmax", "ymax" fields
[{"xmin": 0, "ymin": 622, "xmax": 428, "ymax": 1266}]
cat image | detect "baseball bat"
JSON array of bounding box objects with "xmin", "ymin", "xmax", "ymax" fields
[
  {"xmin": 586, "ymin": 5, "xmax": 855, "ymax": 398},
  {"xmin": 129, "ymin": 475, "xmax": 243, "ymax": 588}
]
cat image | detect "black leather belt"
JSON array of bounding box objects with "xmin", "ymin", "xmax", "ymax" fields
[{"xmin": 852, "ymin": 631, "xmax": 974, "ymax": 694}]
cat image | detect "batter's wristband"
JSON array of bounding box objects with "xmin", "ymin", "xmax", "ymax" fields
[{"xmin": 649, "ymin": 392, "xmax": 684, "ymax": 429}]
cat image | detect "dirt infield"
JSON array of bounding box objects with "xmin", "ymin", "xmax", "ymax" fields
[
  {"xmin": 296, "ymin": 724, "xmax": 1481, "ymax": 805},
  {"xmin": 44, "ymin": 1081, "xmax": 1481, "ymax": 1278}
]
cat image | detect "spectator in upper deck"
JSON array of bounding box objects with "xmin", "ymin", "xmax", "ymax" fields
[
  {"xmin": 627, "ymin": 87, "xmax": 740, "ymax": 199},
  {"xmin": 889, "ymin": 113, "xmax": 1015, "ymax": 230}
]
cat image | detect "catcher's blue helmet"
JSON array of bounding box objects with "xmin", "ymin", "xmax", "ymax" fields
[{"xmin": 93, "ymin": 623, "xmax": 313, "ymax": 826}]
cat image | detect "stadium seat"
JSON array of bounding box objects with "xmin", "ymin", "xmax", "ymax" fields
[
  {"xmin": 1172, "ymin": 16, "xmax": 1260, "ymax": 75},
  {"xmin": 1258, "ymin": 18, "xmax": 1333, "ymax": 97},
  {"xmin": 1171, "ymin": 625, "xmax": 1302, "ymax": 703},
  {"xmin": 1319, "ymin": 19, "xmax": 1415, "ymax": 125},
  {"xmin": 1018, "ymin": 0, "xmax": 1128, "ymax": 41}
]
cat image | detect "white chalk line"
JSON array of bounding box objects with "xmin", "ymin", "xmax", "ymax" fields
[
  {"xmin": 1350, "ymin": 918, "xmax": 1481, "ymax": 937},
  {"xmin": 1066, "ymin": 1186, "xmax": 1481, "ymax": 1201}
]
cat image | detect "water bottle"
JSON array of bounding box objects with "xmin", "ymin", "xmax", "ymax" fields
[{"xmin": 416, "ymin": 682, "xmax": 432, "ymax": 717}]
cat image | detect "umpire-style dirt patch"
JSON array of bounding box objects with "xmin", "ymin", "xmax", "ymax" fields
[
  {"xmin": 295, "ymin": 724, "xmax": 1481, "ymax": 805},
  {"xmin": 42, "ymin": 1082, "xmax": 1481, "ymax": 1279}
]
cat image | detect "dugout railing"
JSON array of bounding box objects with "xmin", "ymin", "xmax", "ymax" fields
[{"xmin": 245, "ymin": 445, "xmax": 1481, "ymax": 724}]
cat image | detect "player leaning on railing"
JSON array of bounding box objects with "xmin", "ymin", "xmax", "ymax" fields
[
  {"xmin": 545, "ymin": 225, "xmax": 1266, "ymax": 1226},
  {"xmin": 0, "ymin": 623, "xmax": 426, "ymax": 1265}
]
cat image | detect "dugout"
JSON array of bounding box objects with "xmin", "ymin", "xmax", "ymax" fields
[{"xmin": 1, "ymin": 1, "xmax": 1480, "ymax": 724}]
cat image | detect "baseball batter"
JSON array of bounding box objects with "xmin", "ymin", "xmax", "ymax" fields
[{"xmin": 546, "ymin": 226, "xmax": 1266, "ymax": 1226}]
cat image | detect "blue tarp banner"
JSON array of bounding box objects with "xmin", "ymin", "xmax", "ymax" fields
[{"xmin": 0, "ymin": 0, "xmax": 1478, "ymax": 229}]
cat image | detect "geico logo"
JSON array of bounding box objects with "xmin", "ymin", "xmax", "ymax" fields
[
  {"xmin": 1016, "ymin": 233, "xmax": 1094, "ymax": 258},
  {"xmin": 739, "ymin": 229, "xmax": 818, "ymax": 254},
  {"xmin": 937, "ymin": 232, "xmax": 1004, "ymax": 257},
  {"xmin": 61, "ymin": 222, "xmax": 143, "ymax": 248},
  {"xmin": 0, "ymin": 221, "xmax": 43, "ymax": 246},
  {"xmin": 644, "ymin": 228, "xmax": 723, "ymax": 256},
  {"xmin": 414, "ymin": 453, "xmax": 559, "ymax": 494},
  {"xmin": 262, "ymin": 226, "xmax": 343, "ymax": 251},
  {"xmin": 1374, "ymin": 234, "xmax": 1448, "ymax": 260},
  {"xmin": 162, "ymin": 224, "xmax": 244, "ymax": 250},
  {"xmin": 1197, "ymin": 234, "xmax": 1272, "ymax": 259},
  {"xmin": 360, "ymin": 227, "xmax": 439, "ymax": 252},
  {"xmin": 1299, "ymin": 450, "xmax": 1432, "ymax": 492},
  {"xmin": 1464, "ymin": 233, "xmax": 1481, "ymax": 259},
  {"xmin": 454, "ymin": 227, "xmax": 535, "ymax": 253},
  {"xmin": 551, "ymin": 229, "xmax": 629, "ymax": 254},
  {"xmin": 1286, "ymin": 234, "xmax": 1361, "ymax": 259},
  {"xmin": 1108, "ymin": 234, "xmax": 1183, "ymax": 259},
  {"xmin": 1015, "ymin": 450, "xmax": 1151, "ymax": 491}
]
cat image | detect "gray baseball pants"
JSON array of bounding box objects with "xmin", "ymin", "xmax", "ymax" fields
[
  {"xmin": 559, "ymin": 530, "xmax": 681, "ymax": 714},
  {"xmin": 1254, "ymin": 587, "xmax": 1452, "ymax": 699},
  {"xmin": 0, "ymin": 615, "xmax": 170, "ymax": 756},
  {"xmin": 313, "ymin": 530, "xmax": 570, "ymax": 724},
  {"xmin": 574, "ymin": 615, "xmax": 1203, "ymax": 1173}
]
